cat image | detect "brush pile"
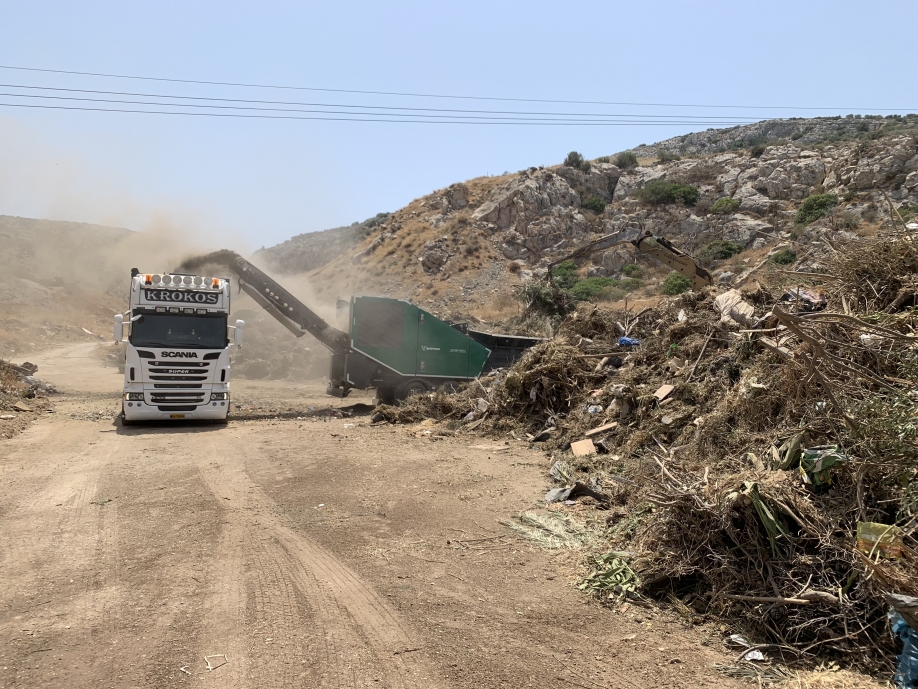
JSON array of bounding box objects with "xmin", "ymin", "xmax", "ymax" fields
[{"xmin": 378, "ymin": 235, "xmax": 918, "ymax": 672}]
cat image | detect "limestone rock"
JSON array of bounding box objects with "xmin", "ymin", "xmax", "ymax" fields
[
  {"xmin": 419, "ymin": 240, "xmax": 451, "ymax": 274},
  {"xmin": 734, "ymin": 185, "xmax": 776, "ymax": 215},
  {"xmin": 723, "ymin": 214, "xmax": 773, "ymax": 246}
]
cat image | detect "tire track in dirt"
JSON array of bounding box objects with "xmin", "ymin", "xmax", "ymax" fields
[{"xmin": 196, "ymin": 433, "xmax": 443, "ymax": 689}]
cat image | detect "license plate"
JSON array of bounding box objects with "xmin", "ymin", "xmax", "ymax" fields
[{"xmin": 170, "ymin": 414, "xmax": 186, "ymax": 419}]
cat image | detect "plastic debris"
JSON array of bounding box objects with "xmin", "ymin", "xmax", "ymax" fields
[
  {"xmin": 618, "ymin": 336, "xmax": 640, "ymax": 347},
  {"xmin": 857, "ymin": 522, "xmax": 904, "ymax": 559},
  {"xmin": 545, "ymin": 481, "xmax": 607, "ymax": 504},
  {"xmin": 799, "ymin": 445, "xmax": 847, "ymax": 486},
  {"xmin": 782, "ymin": 287, "xmax": 827, "ymax": 312},
  {"xmin": 889, "ymin": 608, "xmax": 918, "ymax": 688}
]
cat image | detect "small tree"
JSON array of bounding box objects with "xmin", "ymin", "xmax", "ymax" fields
[
  {"xmin": 622, "ymin": 263, "xmax": 642, "ymax": 278},
  {"xmin": 563, "ymin": 151, "xmax": 591, "ymax": 172},
  {"xmin": 550, "ymin": 260, "xmax": 579, "ymax": 289},
  {"xmin": 657, "ymin": 149, "xmax": 680, "ymax": 162},
  {"xmin": 700, "ymin": 240, "xmax": 744, "ymax": 260},
  {"xmin": 770, "ymin": 248, "xmax": 797, "ymax": 265},
  {"xmin": 711, "ymin": 197, "xmax": 740, "ymax": 215},
  {"xmin": 615, "ymin": 151, "xmax": 638, "ymax": 169},
  {"xmin": 582, "ymin": 196, "xmax": 606, "ymax": 214},
  {"xmin": 796, "ymin": 193, "xmax": 838, "ymax": 225},
  {"xmin": 637, "ymin": 179, "xmax": 699, "ymax": 206},
  {"xmin": 660, "ymin": 272, "xmax": 692, "ymax": 295}
]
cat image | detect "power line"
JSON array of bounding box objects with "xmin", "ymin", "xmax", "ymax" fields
[
  {"xmin": 0, "ymin": 83, "xmax": 765, "ymax": 121},
  {"xmin": 0, "ymin": 64, "xmax": 911, "ymax": 112},
  {"xmin": 0, "ymin": 90, "xmax": 766, "ymax": 124},
  {"xmin": 0, "ymin": 101, "xmax": 760, "ymax": 126}
]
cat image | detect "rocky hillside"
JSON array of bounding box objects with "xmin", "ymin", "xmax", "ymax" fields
[
  {"xmin": 0, "ymin": 216, "xmax": 135, "ymax": 357},
  {"xmin": 252, "ymin": 213, "xmax": 390, "ymax": 274},
  {"xmin": 256, "ymin": 116, "xmax": 918, "ymax": 326}
]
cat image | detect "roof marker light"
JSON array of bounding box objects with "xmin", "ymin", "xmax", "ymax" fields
[
  {"xmin": 212, "ymin": 278, "xmax": 221, "ymax": 288},
  {"xmin": 144, "ymin": 274, "xmax": 152, "ymax": 284},
  {"xmin": 183, "ymin": 308, "xmax": 194, "ymax": 314}
]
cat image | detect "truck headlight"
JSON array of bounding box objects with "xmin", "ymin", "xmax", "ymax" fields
[
  {"xmin": 124, "ymin": 393, "xmax": 144, "ymax": 401},
  {"xmin": 210, "ymin": 392, "xmax": 229, "ymax": 401}
]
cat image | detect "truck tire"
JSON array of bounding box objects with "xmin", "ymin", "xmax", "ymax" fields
[{"xmin": 396, "ymin": 379, "xmax": 428, "ymax": 402}]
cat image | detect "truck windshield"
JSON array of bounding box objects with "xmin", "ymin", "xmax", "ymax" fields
[{"xmin": 130, "ymin": 313, "xmax": 227, "ymax": 349}]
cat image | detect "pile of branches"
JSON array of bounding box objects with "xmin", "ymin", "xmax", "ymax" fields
[
  {"xmin": 620, "ymin": 238, "xmax": 918, "ymax": 668},
  {"xmin": 377, "ymin": 236, "xmax": 918, "ymax": 671}
]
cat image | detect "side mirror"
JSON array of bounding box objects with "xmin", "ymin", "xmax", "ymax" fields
[
  {"xmin": 113, "ymin": 314, "xmax": 124, "ymax": 342},
  {"xmin": 233, "ymin": 319, "xmax": 245, "ymax": 347}
]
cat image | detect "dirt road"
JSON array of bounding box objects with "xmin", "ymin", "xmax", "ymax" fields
[{"xmin": 0, "ymin": 344, "xmax": 742, "ymax": 688}]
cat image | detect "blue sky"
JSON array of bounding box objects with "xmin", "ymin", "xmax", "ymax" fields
[{"xmin": 0, "ymin": 0, "xmax": 915, "ymax": 251}]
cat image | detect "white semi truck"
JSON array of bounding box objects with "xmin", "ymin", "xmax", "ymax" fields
[{"xmin": 113, "ymin": 268, "xmax": 244, "ymax": 425}]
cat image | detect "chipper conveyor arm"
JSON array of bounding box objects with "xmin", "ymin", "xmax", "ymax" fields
[{"xmin": 175, "ymin": 250, "xmax": 350, "ymax": 355}]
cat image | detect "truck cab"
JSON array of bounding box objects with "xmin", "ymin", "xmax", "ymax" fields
[{"xmin": 114, "ymin": 270, "xmax": 243, "ymax": 424}]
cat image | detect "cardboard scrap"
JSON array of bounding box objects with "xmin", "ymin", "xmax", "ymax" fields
[
  {"xmin": 585, "ymin": 421, "xmax": 618, "ymax": 437},
  {"xmin": 653, "ymin": 384, "xmax": 675, "ymax": 401},
  {"xmin": 13, "ymin": 402, "xmax": 33, "ymax": 412},
  {"xmin": 570, "ymin": 439, "xmax": 597, "ymax": 456}
]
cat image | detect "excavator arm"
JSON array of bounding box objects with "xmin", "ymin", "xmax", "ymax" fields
[{"xmin": 547, "ymin": 231, "xmax": 712, "ymax": 291}]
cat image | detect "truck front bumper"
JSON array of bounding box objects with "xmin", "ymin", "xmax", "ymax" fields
[{"xmin": 122, "ymin": 401, "xmax": 229, "ymax": 421}]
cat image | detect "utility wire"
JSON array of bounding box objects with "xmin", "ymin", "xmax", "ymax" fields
[
  {"xmin": 0, "ymin": 83, "xmax": 765, "ymax": 121},
  {"xmin": 0, "ymin": 90, "xmax": 765, "ymax": 124},
  {"xmin": 0, "ymin": 64, "xmax": 911, "ymax": 112},
  {"xmin": 0, "ymin": 101, "xmax": 761, "ymax": 126}
]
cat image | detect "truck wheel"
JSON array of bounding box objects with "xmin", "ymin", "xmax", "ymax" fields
[
  {"xmin": 396, "ymin": 379, "xmax": 428, "ymax": 402},
  {"xmin": 121, "ymin": 405, "xmax": 136, "ymax": 427}
]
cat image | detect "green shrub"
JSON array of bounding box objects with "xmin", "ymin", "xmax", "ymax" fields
[
  {"xmin": 615, "ymin": 151, "xmax": 639, "ymax": 169},
  {"xmin": 622, "ymin": 263, "xmax": 642, "ymax": 278},
  {"xmin": 796, "ymin": 193, "xmax": 838, "ymax": 224},
  {"xmin": 618, "ymin": 277, "xmax": 644, "ymax": 292},
  {"xmin": 520, "ymin": 283, "xmax": 574, "ymax": 317},
  {"xmin": 569, "ymin": 276, "xmax": 644, "ymax": 302},
  {"xmin": 700, "ymin": 240, "xmax": 744, "ymax": 260},
  {"xmin": 750, "ymin": 144, "xmax": 767, "ymax": 158},
  {"xmin": 770, "ymin": 248, "xmax": 797, "ymax": 265},
  {"xmin": 595, "ymin": 156, "xmax": 610, "ymax": 164},
  {"xmin": 711, "ymin": 197, "xmax": 740, "ymax": 215},
  {"xmin": 657, "ymin": 149, "xmax": 680, "ymax": 162},
  {"xmin": 570, "ymin": 277, "xmax": 616, "ymax": 301},
  {"xmin": 551, "ymin": 260, "xmax": 580, "ymax": 289},
  {"xmin": 582, "ymin": 196, "xmax": 606, "ymax": 214},
  {"xmin": 660, "ymin": 272, "xmax": 693, "ymax": 295},
  {"xmin": 564, "ymin": 151, "xmax": 591, "ymax": 172},
  {"xmin": 636, "ymin": 179, "xmax": 699, "ymax": 206}
]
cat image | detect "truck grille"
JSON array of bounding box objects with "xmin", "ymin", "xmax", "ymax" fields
[
  {"xmin": 146, "ymin": 360, "xmax": 212, "ymax": 382},
  {"xmin": 150, "ymin": 392, "xmax": 207, "ymax": 405}
]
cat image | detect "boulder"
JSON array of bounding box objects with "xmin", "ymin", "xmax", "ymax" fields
[
  {"xmin": 723, "ymin": 214, "xmax": 773, "ymax": 246},
  {"xmin": 734, "ymin": 185, "xmax": 776, "ymax": 215},
  {"xmin": 419, "ymin": 240, "xmax": 451, "ymax": 274}
]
